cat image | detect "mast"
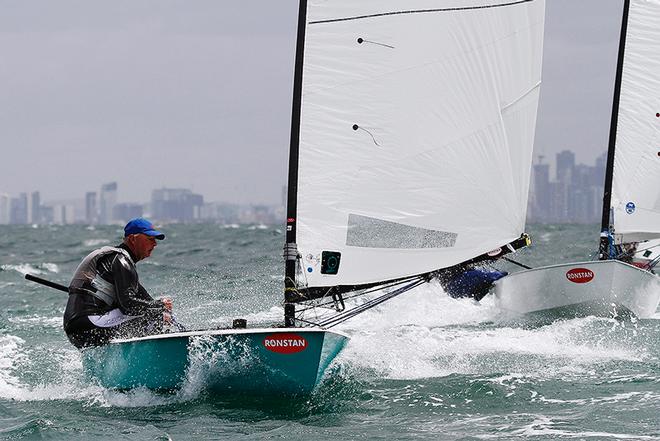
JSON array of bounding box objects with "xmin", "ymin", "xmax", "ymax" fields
[
  {"xmin": 284, "ymin": 0, "xmax": 308, "ymax": 326},
  {"xmin": 599, "ymin": 0, "xmax": 631, "ymax": 260}
]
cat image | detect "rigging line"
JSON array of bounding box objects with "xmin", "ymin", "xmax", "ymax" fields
[
  {"xmin": 295, "ymin": 277, "xmax": 419, "ymax": 313},
  {"xmin": 295, "ymin": 275, "xmax": 423, "ymax": 311},
  {"xmin": 299, "ymin": 270, "xmax": 426, "ymax": 300},
  {"xmin": 322, "ymin": 280, "xmax": 427, "ymax": 328},
  {"xmin": 292, "ymin": 315, "xmax": 325, "ymax": 327},
  {"xmin": 502, "ymin": 256, "xmax": 533, "ymax": 270},
  {"xmin": 299, "ymin": 276, "xmax": 419, "ymax": 312},
  {"xmin": 309, "ymin": 0, "xmax": 535, "ymax": 25},
  {"xmin": 319, "ymin": 278, "xmax": 427, "ymax": 328},
  {"xmin": 647, "ymin": 255, "xmax": 660, "ymax": 271},
  {"xmin": 636, "ymin": 242, "xmax": 660, "ymax": 253},
  {"xmin": 317, "ymin": 281, "xmax": 422, "ymax": 327}
]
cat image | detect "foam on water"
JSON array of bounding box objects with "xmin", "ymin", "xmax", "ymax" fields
[
  {"xmin": 534, "ymin": 390, "xmax": 660, "ymax": 406},
  {"xmin": 331, "ymin": 283, "xmax": 646, "ymax": 381},
  {"xmin": 41, "ymin": 263, "xmax": 59, "ymax": 273},
  {"xmin": 8, "ymin": 315, "xmax": 62, "ymax": 328},
  {"xmin": 510, "ymin": 414, "xmax": 658, "ymax": 439},
  {"xmin": 1, "ymin": 262, "xmax": 60, "ymax": 275},
  {"xmin": 83, "ymin": 239, "xmax": 110, "ymax": 247},
  {"xmin": 0, "ymin": 335, "xmax": 28, "ymax": 398},
  {"xmin": 0, "ymin": 333, "xmax": 199, "ymax": 407},
  {"xmin": 0, "ymin": 335, "xmax": 104, "ymax": 403}
]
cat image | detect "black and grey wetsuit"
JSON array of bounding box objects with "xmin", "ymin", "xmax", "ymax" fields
[{"xmin": 63, "ymin": 243, "xmax": 165, "ymax": 348}]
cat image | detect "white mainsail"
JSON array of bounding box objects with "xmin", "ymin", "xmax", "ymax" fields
[
  {"xmin": 609, "ymin": 0, "xmax": 660, "ymax": 244},
  {"xmin": 292, "ymin": 0, "xmax": 545, "ymax": 289}
]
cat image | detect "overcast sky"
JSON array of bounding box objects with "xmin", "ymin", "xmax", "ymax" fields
[{"xmin": 0, "ymin": 0, "xmax": 624, "ymax": 204}]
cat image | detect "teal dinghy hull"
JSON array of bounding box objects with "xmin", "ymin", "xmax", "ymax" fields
[{"xmin": 82, "ymin": 328, "xmax": 348, "ymax": 394}]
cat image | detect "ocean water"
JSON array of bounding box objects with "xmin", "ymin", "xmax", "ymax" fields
[{"xmin": 0, "ymin": 223, "xmax": 658, "ymax": 440}]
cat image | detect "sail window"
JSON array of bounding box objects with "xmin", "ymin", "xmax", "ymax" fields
[
  {"xmin": 346, "ymin": 214, "xmax": 457, "ymax": 249},
  {"xmin": 321, "ymin": 251, "xmax": 341, "ymax": 275}
]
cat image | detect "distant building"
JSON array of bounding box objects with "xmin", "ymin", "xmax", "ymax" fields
[
  {"xmin": 528, "ymin": 150, "xmax": 606, "ymax": 224},
  {"xmin": 27, "ymin": 191, "xmax": 41, "ymax": 224},
  {"xmin": 85, "ymin": 192, "xmax": 98, "ymax": 225},
  {"xmin": 199, "ymin": 202, "xmax": 240, "ymax": 224},
  {"xmin": 0, "ymin": 194, "xmax": 10, "ymax": 225},
  {"xmin": 113, "ymin": 203, "xmax": 144, "ymax": 222},
  {"xmin": 53, "ymin": 204, "xmax": 75, "ymax": 225},
  {"xmin": 40, "ymin": 205, "xmax": 54, "ymax": 224},
  {"xmin": 99, "ymin": 182, "xmax": 117, "ymax": 224},
  {"xmin": 10, "ymin": 193, "xmax": 28, "ymax": 224},
  {"xmin": 529, "ymin": 157, "xmax": 550, "ymax": 222},
  {"xmin": 556, "ymin": 150, "xmax": 575, "ymax": 184},
  {"xmin": 151, "ymin": 188, "xmax": 204, "ymax": 222}
]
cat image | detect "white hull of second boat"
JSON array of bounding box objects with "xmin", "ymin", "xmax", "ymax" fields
[{"xmin": 493, "ymin": 260, "xmax": 660, "ymax": 318}]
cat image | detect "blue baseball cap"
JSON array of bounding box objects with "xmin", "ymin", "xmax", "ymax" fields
[{"xmin": 124, "ymin": 218, "xmax": 165, "ymax": 240}]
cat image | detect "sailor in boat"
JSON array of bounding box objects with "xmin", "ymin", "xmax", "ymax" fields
[
  {"xmin": 616, "ymin": 242, "xmax": 638, "ymax": 265},
  {"xmin": 439, "ymin": 264, "xmax": 508, "ymax": 301},
  {"xmin": 63, "ymin": 218, "xmax": 173, "ymax": 348}
]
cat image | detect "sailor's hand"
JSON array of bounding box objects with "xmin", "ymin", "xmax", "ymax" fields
[
  {"xmin": 163, "ymin": 311, "xmax": 173, "ymax": 324},
  {"xmin": 161, "ymin": 297, "xmax": 173, "ymax": 312}
]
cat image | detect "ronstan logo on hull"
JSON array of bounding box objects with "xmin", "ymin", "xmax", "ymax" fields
[
  {"xmin": 263, "ymin": 333, "xmax": 308, "ymax": 354},
  {"xmin": 566, "ymin": 268, "xmax": 595, "ymax": 284}
]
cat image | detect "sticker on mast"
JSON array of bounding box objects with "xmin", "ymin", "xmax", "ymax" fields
[
  {"xmin": 263, "ymin": 334, "xmax": 308, "ymax": 354},
  {"xmin": 566, "ymin": 268, "xmax": 594, "ymax": 283}
]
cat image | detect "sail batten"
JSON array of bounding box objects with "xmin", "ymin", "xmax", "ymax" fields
[{"xmin": 289, "ymin": 0, "xmax": 544, "ymax": 290}]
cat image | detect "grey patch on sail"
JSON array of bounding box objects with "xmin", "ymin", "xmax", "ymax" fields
[{"xmin": 346, "ymin": 214, "xmax": 457, "ymax": 249}]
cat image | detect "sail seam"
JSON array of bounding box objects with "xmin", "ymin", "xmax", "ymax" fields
[{"xmin": 309, "ymin": 0, "xmax": 535, "ymax": 25}]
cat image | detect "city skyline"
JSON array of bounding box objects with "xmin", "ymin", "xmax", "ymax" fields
[
  {"xmin": 1, "ymin": 148, "xmax": 607, "ymax": 226},
  {"xmin": 528, "ymin": 150, "xmax": 607, "ymax": 224},
  {"xmin": 0, "ymin": 182, "xmax": 284, "ymax": 226},
  {"xmin": 0, "ymin": 0, "xmax": 624, "ymax": 204}
]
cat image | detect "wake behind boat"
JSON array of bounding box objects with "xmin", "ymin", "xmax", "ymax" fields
[{"xmin": 494, "ymin": 0, "xmax": 660, "ymax": 319}]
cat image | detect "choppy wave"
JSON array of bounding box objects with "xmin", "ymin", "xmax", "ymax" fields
[
  {"xmin": 0, "ymin": 335, "xmax": 27, "ymax": 398},
  {"xmin": 83, "ymin": 239, "xmax": 110, "ymax": 247},
  {"xmin": 247, "ymin": 224, "xmax": 269, "ymax": 230},
  {"xmin": 0, "ymin": 263, "xmax": 59, "ymax": 275},
  {"xmin": 0, "ymin": 334, "xmax": 183, "ymax": 407},
  {"xmin": 8, "ymin": 315, "xmax": 62, "ymax": 329},
  {"xmin": 509, "ymin": 414, "xmax": 658, "ymax": 439},
  {"xmin": 0, "ymin": 336, "xmax": 91, "ymax": 403}
]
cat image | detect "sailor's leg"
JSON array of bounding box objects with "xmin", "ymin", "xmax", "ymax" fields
[{"xmin": 64, "ymin": 316, "xmax": 116, "ymax": 348}]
